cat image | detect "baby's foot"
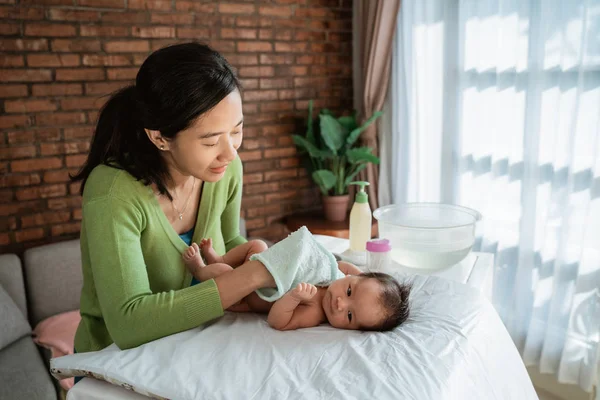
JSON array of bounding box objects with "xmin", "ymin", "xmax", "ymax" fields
[
  {"xmin": 182, "ymin": 243, "xmax": 205, "ymax": 274},
  {"xmin": 199, "ymin": 238, "xmax": 223, "ymax": 264}
]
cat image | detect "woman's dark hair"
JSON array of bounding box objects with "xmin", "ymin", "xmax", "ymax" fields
[
  {"xmin": 358, "ymin": 272, "xmax": 411, "ymax": 332},
  {"xmin": 71, "ymin": 42, "xmax": 241, "ymax": 200}
]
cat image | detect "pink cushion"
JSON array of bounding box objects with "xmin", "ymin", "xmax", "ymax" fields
[{"xmin": 33, "ymin": 310, "xmax": 81, "ymax": 390}]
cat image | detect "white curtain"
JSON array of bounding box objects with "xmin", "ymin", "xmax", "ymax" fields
[{"xmin": 385, "ymin": 0, "xmax": 600, "ymax": 393}]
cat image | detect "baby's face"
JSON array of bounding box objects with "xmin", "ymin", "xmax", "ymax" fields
[{"xmin": 322, "ymin": 275, "xmax": 385, "ymax": 330}]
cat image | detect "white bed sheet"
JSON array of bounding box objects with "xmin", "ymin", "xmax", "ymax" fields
[{"xmin": 57, "ymin": 271, "xmax": 537, "ymax": 400}]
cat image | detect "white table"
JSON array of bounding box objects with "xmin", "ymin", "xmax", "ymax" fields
[
  {"xmin": 68, "ymin": 235, "xmax": 495, "ymax": 400},
  {"xmin": 314, "ymin": 234, "xmax": 494, "ymax": 301}
]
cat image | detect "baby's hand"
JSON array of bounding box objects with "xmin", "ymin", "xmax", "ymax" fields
[{"xmin": 290, "ymin": 282, "xmax": 317, "ymax": 301}]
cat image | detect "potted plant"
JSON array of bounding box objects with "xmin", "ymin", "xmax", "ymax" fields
[{"xmin": 293, "ymin": 100, "xmax": 382, "ymax": 221}]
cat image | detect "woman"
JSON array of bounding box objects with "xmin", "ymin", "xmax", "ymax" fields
[{"xmin": 71, "ymin": 42, "xmax": 275, "ymax": 353}]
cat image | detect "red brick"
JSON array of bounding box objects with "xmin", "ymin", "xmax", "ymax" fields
[
  {"xmin": 6, "ymin": 130, "xmax": 35, "ymax": 144},
  {"xmin": 259, "ymin": 54, "xmax": 294, "ymax": 65},
  {"xmin": 47, "ymin": 196, "xmax": 81, "ymax": 210},
  {"xmin": 259, "ymin": 78, "xmax": 293, "ymax": 89},
  {"xmin": 104, "ymin": 40, "xmax": 149, "ymax": 53},
  {"xmin": 55, "ymin": 68, "xmax": 105, "ymax": 81},
  {"xmin": 132, "ymin": 26, "xmax": 175, "ymax": 38},
  {"xmin": 258, "ymin": 29, "xmax": 274, "ymax": 40},
  {"xmin": 63, "ymin": 126, "xmax": 93, "ymax": 139},
  {"xmin": 220, "ymin": 28, "xmax": 257, "ymax": 40},
  {"xmin": 77, "ymin": 0, "xmax": 125, "ymax": 8},
  {"xmin": 239, "ymin": 78, "xmax": 258, "ymax": 89},
  {"xmin": 175, "ymin": 2, "xmax": 216, "ymax": 13},
  {"xmin": 241, "ymin": 194, "xmax": 266, "ymax": 208},
  {"xmin": 244, "ymin": 182, "xmax": 280, "ymax": 195},
  {"xmin": 243, "ymin": 90, "xmax": 278, "ymax": 101},
  {"xmin": 40, "ymin": 142, "xmax": 90, "ymax": 156},
  {"xmin": 296, "ymin": 31, "xmax": 327, "ymax": 41},
  {"xmin": 15, "ymin": 184, "xmax": 67, "ymax": 201},
  {"xmin": 238, "ymin": 66, "xmax": 274, "ymax": 78},
  {"xmin": 21, "ymin": 211, "xmax": 70, "ymax": 228},
  {"xmin": 296, "ymin": 54, "xmax": 327, "ymax": 65},
  {"xmin": 176, "ymin": 27, "xmax": 210, "ymax": 39},
  {"xmin": 47, "ymin": 9, "xmax": 100, "ymax": 22},
  {"xmin": 264, "ymin": 169, "xmax": 298, "ymax": 181},
  {"xmin": 260, "ymin": 101, "xmax": 294, "ymax": 112},
  {"xmin": 243, "ymin": 172, "xmax": 263, "ymax": 184},
  {"xmin": 80, "ymin": 25, "xmax": 130, "ymax": 37},
  {"xmin": 25, "ymin": 23, "xmax": 76, "ymax": 37},
  {"xmin": 36, "ymin": 128, "xmax": 62, "ymax": 141},
  {"xmin": 0, "ymin": 115, "xmax": 29, "ymax": 129},
  {"xmin": 129, "ymin": 0, "xmax": 171, "ymax": 10},
  {"xmin": 0, "ymin": 21, "xmax": 19, "ymax": 35},
  {"xmin": 66, "ymin": 154, "xmax": 87, "ymax": 168},
  {"xmin": 5, "ymin": 99, "xmax": 57, "ymax": 113},
  {"xmin": 225, "ymin": 54, "xmax": 258, "ymax": 66},
  {"xmin": 51, "ymin": 222, "xmax": 81, "ymax": 236},
  {"xmin": 264, "ymin": 147, "xmax": 296, "ymax": 159},
  {"xmin": 278, "ymin": 88, "xmax": 315, "ymax": 100},
  {"xmin": 0, "ymin": 6, "xmax": 44, "ymax": 20},
  {"xmin": 0, "ymin": 69, "xmax": 52, "ymax": 82},
  {"xmin": 150, "ymin": 13, "xmax": 193, "ymax": 25},
  {"xmin": 0, "ymin": 55, "xmax": 24, "ymax": 67},
  {"xmin": 32, "ymin": 83, "xmax": 82, "ymax": 96},
  {"xmin": 15, "ymin": 228, "xmax": 44, "ymax": 243},
  {"xmin": 0, "ymin": 84, "xmax": 28, "ymax": 98},
  {"xmin": 51, "ymin": 39, "xmax": 101, "ymax": 52},
  {"xmin": 85, "ymin": 81, "xmax": 127, "ymax": 95},
  {"xmin": 69, "ymin": 182, "xmax": 81, "ymax": 195},
  {"xmin": 150, "ymin": 39, "xmax": 179, "ymax": 51},
  {"xmin": 106, "ymin": 68, "xmax": 137, "ymax": 80},
  {"xmin": 218, "ymin": 3, "xmax": 255, "ymax": 14},
  {"xmin": 21, "ymin": 0, "xmax": 74, "ymax": 5},
  {"xmin": 11, "ymin": 157, "xmax": 62, "ymax": 173},
  {"xmin": 60, "ymin": 96, "xmax": 105, "ymax": 111},
  {"xmin": 246, "ymin": 204, "xmax": 282, "ymax": 218},
  {"xmin": 242, "ymin": 103, "xmax": 258, "ymax": 114},
  {"xmin": 0, "ymin": 233, "xmax": 9, "ymax": 246},
  {"xmin": 237, "ymin": 41, "xmax": 272, "ymax": 52},
  {"xmin": 244, "ymin": 218, "xmax": 266, "ymax": 230},
  {"xmin": 244, "ymin": 160, "xmax": 277, "ymax": 173},
  {"xmin": 0, "ymin": 173, "xmax": 41, "ymax": 187},
  {"xmin": 275, "ymin": 42, "xmax": 308, "ymax": 53},
  {"xmin": 259, "ymin": 6, "xmax": 292, "ymax": 17},
  {"xmin": 82, "ymin": 54, "xmax": 132, "ymax": 67},
  {"xmin": 43, "ymin": 169, "xmax": 72, "ymax": 183},
  {"xmin": 239, "ymin": 150, "xmax": 262, "ymax": 162},
  {"xmin": 27, "ymin": 54, "xmax": 80, "ymax": 67},
  {"xmin": 36, "ymin": 112, "xmax": 87, "ymax": 126},
  {"xmin": 101, "ymin": 11, "xmax": 148, "ymax": 24},
  {"xmin": 274, "ymin": 30, "xmax": 293, "ymax": 41},
  {"xmin": 0, "ymin": 38, "xmax": 47, "ymax": 51},
  {"xmin": 0, "ymin": 199, "xmax": 43, "ymax": 217},
  {"xmin": 236, "ymin": 16, "xmax": 272, "ymax": 28},
  {"xmin": 73, "ymin": 208, "xmax": 82, "ymax": 220},
  {"xmin": 265, "ymin": 190, "xmax": 297, "ymax": 203}
]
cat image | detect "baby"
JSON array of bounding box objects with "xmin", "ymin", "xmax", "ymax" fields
[{"xmin": 183, "ymin": 229, "xmax": 411, "ymax": 332}]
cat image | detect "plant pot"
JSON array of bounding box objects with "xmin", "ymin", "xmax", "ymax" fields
[{"xmin": 322, "ymin": 194, "xmax": 350, "ymax": 222}]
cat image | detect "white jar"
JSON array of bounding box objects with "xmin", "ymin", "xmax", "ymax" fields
[{"xmin": 366, "ymin": 239, "xmax": 392, "ymax": 273}]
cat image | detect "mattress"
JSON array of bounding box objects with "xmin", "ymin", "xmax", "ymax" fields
[{"xmin": 56, "ymin": 271, "xmax": 537, "ymax": 399}]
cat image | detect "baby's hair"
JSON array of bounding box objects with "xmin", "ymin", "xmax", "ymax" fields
[{"xmin": 358, "ymin": 272, "xmax": 411, "ymax": 332}]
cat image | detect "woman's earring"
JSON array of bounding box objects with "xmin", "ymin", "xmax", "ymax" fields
[{"xmin": 160, "ymin": 145, "xmax": 165, "ymax": 150}]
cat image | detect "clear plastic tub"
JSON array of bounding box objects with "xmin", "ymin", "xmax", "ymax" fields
[{"xmin": 373, "ymin": 203, "xmax": 481, "ymax": 270}]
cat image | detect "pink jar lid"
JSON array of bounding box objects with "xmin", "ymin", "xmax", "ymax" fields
[{"xmin": 366, "ymin": 238, "xmax": 391, "ymax": 252}]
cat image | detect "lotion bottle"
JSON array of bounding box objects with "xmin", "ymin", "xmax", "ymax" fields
[{"xmin": 348, "ymin": 181, "xmax": 371, "ymax": 252}]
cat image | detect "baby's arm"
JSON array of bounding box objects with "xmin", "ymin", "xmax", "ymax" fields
[
  {"xmin": 337, "ymin": 261, "xmax": 362, "ymax": 275},
  {"xmin": 267, "ymin": 283, "xmax": 323, "ymax": 330}
]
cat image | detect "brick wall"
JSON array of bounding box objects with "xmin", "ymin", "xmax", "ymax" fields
[{"xmin": 0, "ymin": 0, "xmax": 354, "ymax": 254}]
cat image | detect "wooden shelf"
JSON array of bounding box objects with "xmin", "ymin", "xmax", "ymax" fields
[{"xmin": 285, "ymin": 211, "xmax": 378, "ymax": 239}]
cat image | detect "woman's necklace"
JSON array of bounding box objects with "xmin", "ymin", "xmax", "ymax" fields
[{"xmin": 172, "ymin": 177, "xmax": 196, "ymax": 220}]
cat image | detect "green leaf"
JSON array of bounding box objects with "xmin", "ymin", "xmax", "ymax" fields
[
  {"xmin": 312, "ymin": 169, "xmax": 337, "ymax": 193},
  {"xmin": 292, "ymin": 135, "xmax": 328, "ymax": 159},
  {"xmin": 344, "ymin": 164, "xmax": 367, "ymax": 187},
  {"xmin": 346, "ymin": 147, "xmax": 380, "ymax": 165},
  {"xmin": 320, "ymin": 108, "xmax": 333, "ymax": 116},
  {"xmin": 306, "ymin": 100, "xmax": 315, "ymax": 144},
  {"xmin": 345, "ymin": 111, "xmax": 383, "ymax": 147},
  {"xmin": 337, "ymin": 115, "xmax": 357, "ymax": 133},
  {"xmin": 319, "ymin": 114, "xmax": 345, "ymax": 153}
]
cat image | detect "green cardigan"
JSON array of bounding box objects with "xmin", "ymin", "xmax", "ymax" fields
[{"xmin": 74, "ymin": 157, "xmax": 247, "ymax": 352}]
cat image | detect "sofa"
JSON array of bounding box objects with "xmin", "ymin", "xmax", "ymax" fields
[{"xmin": 0, "ymin": 239, "xmax": 82, "ymax": 400}]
